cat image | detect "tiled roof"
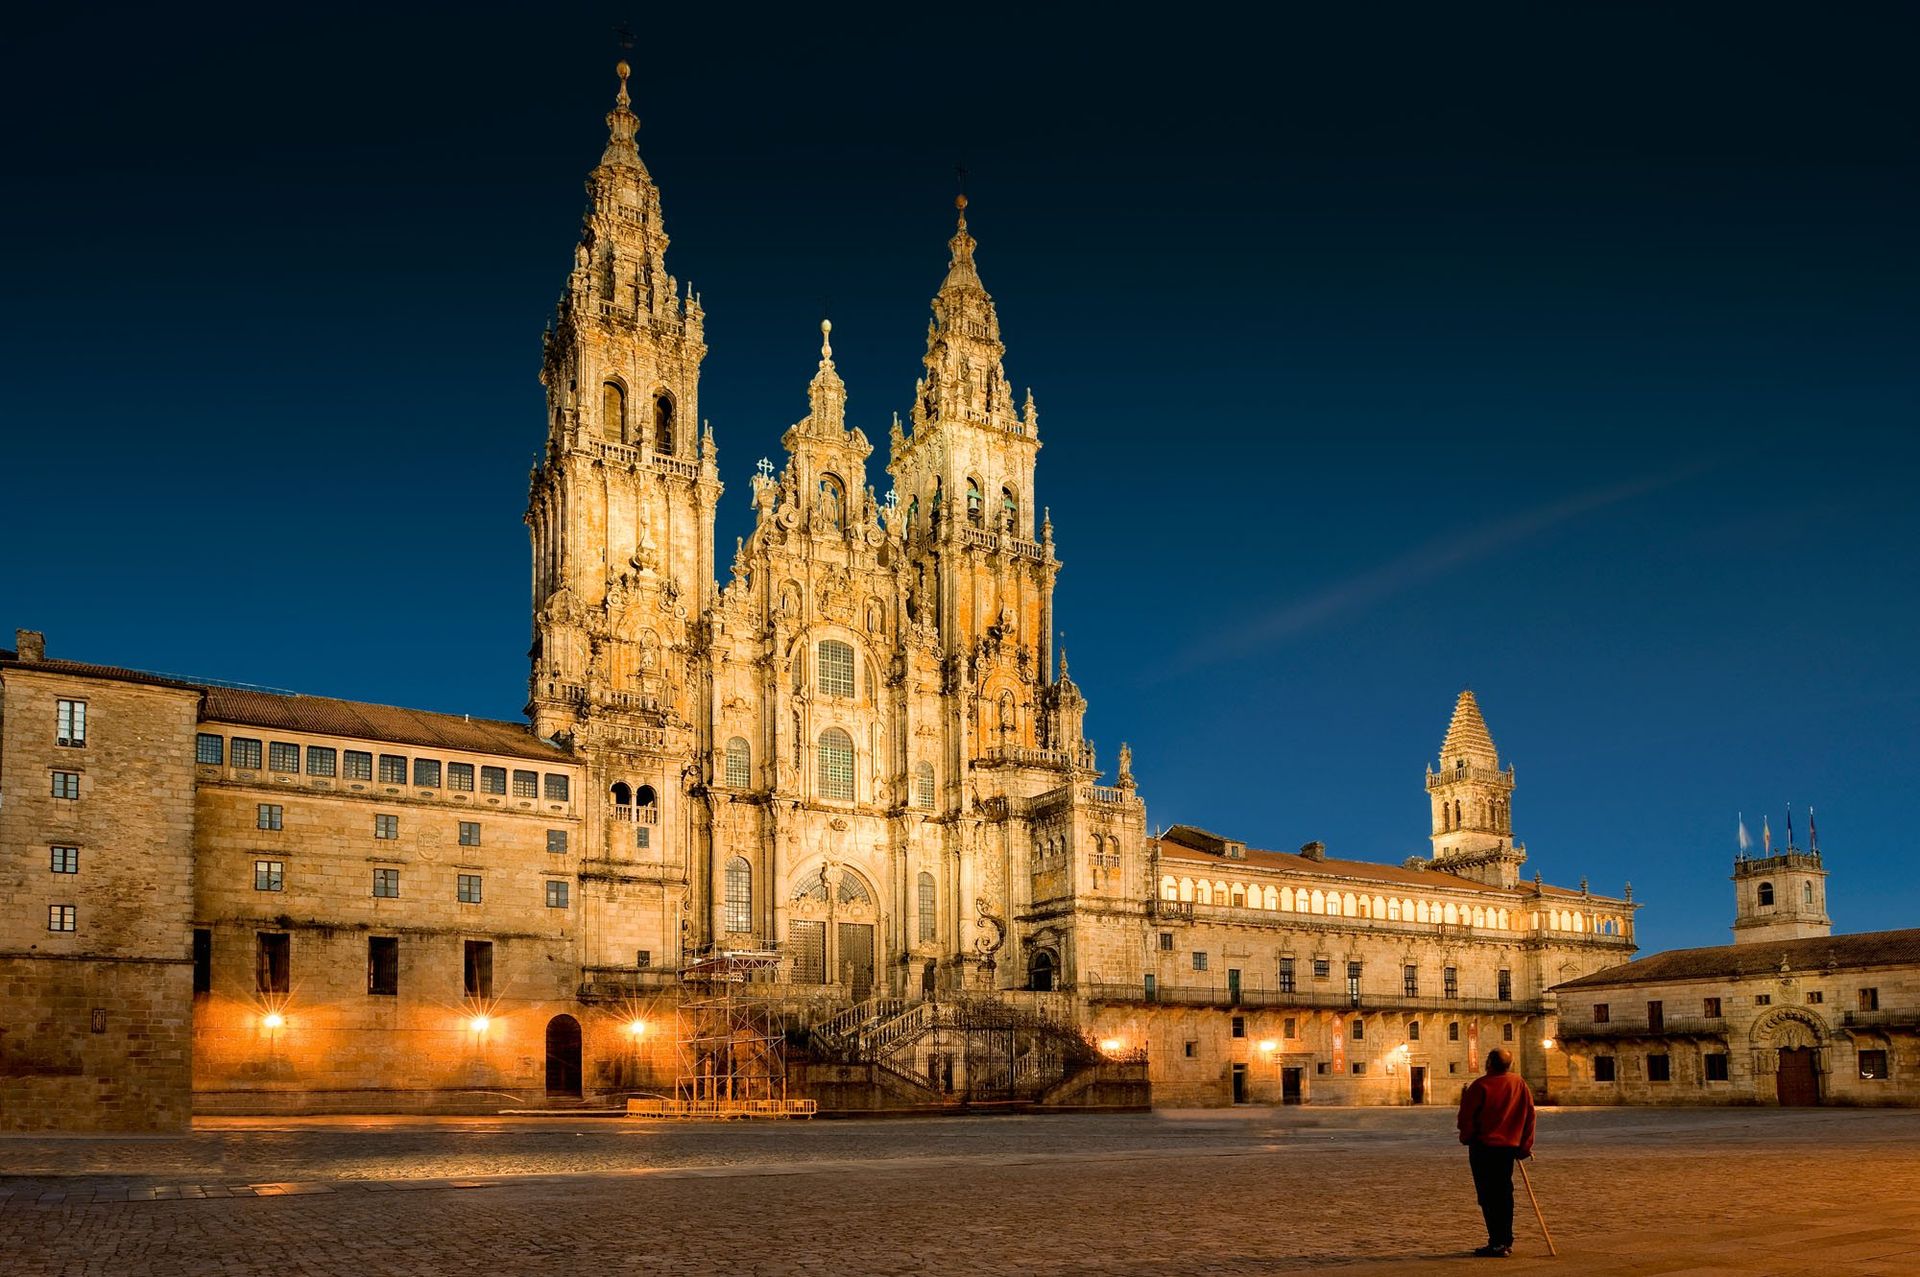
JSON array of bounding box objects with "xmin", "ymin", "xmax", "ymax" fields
[
  {"xmin": 199, "ymin": 686, "xmax": 571, "ymax": 763},
  {"xmin": 1552, "ymin": 928, "xmax": 1920, "ymax": 991},
  {"xmin": 0, "ymin": 652, "xmax": 204, "ymax": 693},
  {"xmin": 1156, "ymin": 825, "xmax": 1622, "ymax": 903}
]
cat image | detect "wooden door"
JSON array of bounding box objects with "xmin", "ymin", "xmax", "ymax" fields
[
  {"xmin": 1282, "ymin": 1067, "xmax": 1303, "ymax": 1104},
  {"xmin": 1776, "ymin": 1047, "xmax": 1819, "ymax": 1106},
  {"xmin": 1411, "ymin": 1066, "xmax": 1427, "ymax": 1105}
]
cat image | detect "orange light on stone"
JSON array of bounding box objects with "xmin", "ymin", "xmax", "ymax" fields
[
  {"xmin": 626, "ymin": 1019, "xmax": 647, "ymax": 1037},
  {"xmin": 1257, "ymin": 1039, "xmax": 1278, "ymax": 1053},
  {"xmin": 470, "ymin": 1015, "xmax": 492, "ymax": 1033},
  {"xmin": 262, "ymin": 1012, "xmax": 285, "ymax": 1029},
  {"xmin": 1541, "ymin": 1037, "xmax": 1555, "ymax": 1050},
  {"xmin": 1099, "ymin": 1037, "xmax": 1124, "ymax": 1054}
]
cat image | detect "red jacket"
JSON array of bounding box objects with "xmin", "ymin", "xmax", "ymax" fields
[{"xmin": 1457, "ymin": 1071, "xmax": 1536, "ymax": 1155}]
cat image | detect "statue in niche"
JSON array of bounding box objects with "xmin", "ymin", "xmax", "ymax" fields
[{"xmin": 997, "ymin": 690, "xmax": 1016, "ymax": 736}]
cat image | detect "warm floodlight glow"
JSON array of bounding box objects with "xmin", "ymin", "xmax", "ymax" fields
[
  {"xmin": 625, "ymin": 1019, "xmax": 648, "ymax": 1037},
  {"xmin": 1541, "ymin": 1037, "xmax": 1556, "ymax": 1050},
  {"xmin": 1257, "ymin": 1039, "xmax": 1278, "ymax": 1053},
  {"xmin": 470, "ymin": 1015, "xmax": 492, "ymax": 1033},
  {"xmin": 1099, "ymin": 1037, "xmax": 1124, "ymax": 1053},
  {"xmin": 261, "ymin": 1012, "xmax": 285, "ymax": 1029}
]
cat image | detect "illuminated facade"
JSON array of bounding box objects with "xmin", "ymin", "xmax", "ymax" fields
[{"xmin": 1, "ymin": 64, "xmax": 1643, "ymax": 1126}]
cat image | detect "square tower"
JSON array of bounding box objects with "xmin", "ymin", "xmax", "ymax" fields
[{"xmin": 1732, "ymin": 850, "xmax": 1831, "ymax": 943}]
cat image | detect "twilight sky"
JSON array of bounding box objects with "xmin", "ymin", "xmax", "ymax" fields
[{"xmin": 4, "ymin": 4, "xmax": 1916, "ymax": 953}]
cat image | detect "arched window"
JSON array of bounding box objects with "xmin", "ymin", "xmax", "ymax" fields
[
  {"xmin": 653, "ymin": 392, "xmax": 674, "ymax": 454},
  {"xmin": 818, "ymin": 474, "xmax": 845, "ymax": 531},
  {"xmin": 1195, "ymin": 880, "xmax": 1213, "ymax": 905},
  {"xmin": 1757, "ymin": 881, "xmax": 1775, "ymax": 907},
  {"xmin": 724, "ymin": 737, "xmax": 751, "ymax": 789},
  {"xmin": 1001, "ymin": 485, "xmax": 1018, "ymax": 530},
  {"xmin": 836, "ymin": 872, "xmax": 871, "ymax": 906},
  {"xmin": 1263, "ymin": 885, "xmax": 1278, "ymax": 910},
  {"xmin": 610, "ymin": 781, "xmax": 632, "ymax": 807},
  {"xmin": 1342, "ymin": 892, "xmax": 1357, "ymax": 916},
  {"xmin": 1372, "ymin": 895, "xmax": 1387, "ymax": 920},
  {"xmin": 912, "ymin": 761, "xmax": 935, "ymax": 809},
  {"xmin": 966, "ymin": 477, "xmax": 983, "ymax": 527},
  {"xmin": 634, "ymin": 784, "xmax": 657, "ymax": 813},
  {"xmin": 723, "ymin": 856, "xmax": 753, "ymax": 934},
  {"xmin": 1416, "ymin": 901, "xmax": 1430, "ymax": 923},
  {"xmin": 1161, "ymin": 876, "xmax": 1178, "ymax": 902},
  {"xmin": 1178, "ymin": 877, "xmax": 1194, "ymax": 902},
  {"xmin": 1387, "ymin": 898, "xmax": 1402, "ymax": 921},
  {"xmin": 917, "ymin": 871, "xmax": 937, "ymax": 942},
  {"xmin": 603, "ymin": 382, "xmax": 627, "ymax": 440},
  {"xmin": 1230, "ymin": 886, "xmax": 1245, "ymax": 908},
  {"xmin": 817, "ymin": 727, "xmax": 854, "ymax": 801},
  {"xmin": 1311, "ymin": 889, "xmax": 1326, "ymax": 914},
  {"xmin": 1472, "ymin": 907, "xmax": 1486, "ymax": 928},
  {"xmin": 818, "ymin": 639, "xmax": 854, "ymax": 698},
  {"xmin": 1803, "ymin": 881, "xmax": 1814, "ymax": 905},
  {"xmin": 1444, "ymin": 903, "xmax": 1459, "ymax": 925},
  {"xmin": 1454, "ymin": 799, "xmax": 1463, "ymax": 827}
]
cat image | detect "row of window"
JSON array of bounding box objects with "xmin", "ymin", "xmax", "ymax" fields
[
  {"xmin": 1205, "ymin": 1014, "xmax": 1513, "ymax": 1046},
  {"xmin": 196, "ymin": 734, "xmax": 570, "ymax": 801},
  {"xmin": 1591, "ymin": 989, "xmax": 1880, "ymax": 1025},
  {"xmin": 1172, "ymin": 947, "xmax": 1513, "ymax": 1003},
  {"xmin": 1586, "ymin": 1050, "xmax": 1889, "ymax": 1083},
  {"xmin": 230, "ymin": 932, "xmax": 500, "ymax": 999},
  {"xmin": 250, "ymin": 860, "xmax": 569, "ymax": 907},
  {"xmin": 251, "ymin": 805, "xmax": 567, "ymax": 853}
]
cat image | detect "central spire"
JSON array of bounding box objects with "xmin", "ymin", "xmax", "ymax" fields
[
  {"xmin": 600, "ymin": 59, "xmax": 646, "ymax": 171},
  {"xmin": 939, "ymin": 194, "xmax": 985, "ymax": 297}
]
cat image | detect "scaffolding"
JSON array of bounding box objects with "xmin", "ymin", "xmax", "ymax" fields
[{"xmin": 627, "ymin": 942, "xmax": 814, "ymax": 1119}]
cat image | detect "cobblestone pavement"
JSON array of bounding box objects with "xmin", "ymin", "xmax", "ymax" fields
[{"xmin": 3, "ymin": 1108, "xmax": 1918, "ymax": 1275}]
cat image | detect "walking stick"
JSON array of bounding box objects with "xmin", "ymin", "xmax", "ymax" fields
[{"xmin": 1518, "ymin": 1158, "xmax": 1557, "ymax": 1258}]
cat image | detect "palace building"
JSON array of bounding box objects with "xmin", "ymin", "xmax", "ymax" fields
[{"xmin": 2, "ymin": 63, "xmax": 1640, "ymax": 1129}]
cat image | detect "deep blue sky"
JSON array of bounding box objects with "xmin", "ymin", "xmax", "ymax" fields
[{"xmin": 4, "ymin": 5, "xmax": 1916, "ymax": 953}]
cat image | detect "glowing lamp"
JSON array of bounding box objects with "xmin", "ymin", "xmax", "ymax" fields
[
  {"xmin": 1257, "ymin": 1039, "xmax": 1278, "ymax": 1053},
  {"xmin": 1099, "ymin": 1037, "xmax": 1124, "ymax": 1054},
  {"xmin": 470, "ymin": 1015, "xmax": 492, "ymax": 1033},
  {"xmin": 1541, "ymin": 1038, "xmax": 1555, "ymax": 1050},
  {"xmin": 262, "ymin": 1012, "xmax": 285, "ymax": 1029},
  {"xmin": 625, "ymin": 1019, "xmax": 647, "ymax": 1038}
]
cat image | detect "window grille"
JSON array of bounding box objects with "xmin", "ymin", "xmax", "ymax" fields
[
  {"xmin": 912, "ymin": 761, "xmax": 935, "ymax": 809},
  {"xmin": 448, "ymin": 762, "xmax": 475, "ymax": 792},
  {"xmin": 231, "ymin": 738, "xmax": 263, "ymax": 770},
  {"xmin": 917, "ymin": 872, "xmax": 936, "ymax": 942},
  {"xmin": 378, "ymin": 754, "xmax": 408, "ymax": 784},
  {"xmin": 724, "ymin": 857, "xmax": 753, "ymax": 933},
  {"xmin": 817, "ymin": 728, "xmax": 854, "ymax": 800},
  {"xmin": 481, "ymin": 765, "xmax": 507, "ymax": 794},
  {"xmin": 344, "ymin": 750, "xmax": 373, "ymax": 780},
  {"xmin": 196, "ymin": 733, "xmax": 224, "ymax": 765},
  {"xmin": 818, "ymin": 640, "xmax": 855, "ymax": 698},
  {"xmin": 306, "ymin": 746, "xmax": 337, "ymax": 777},
  {"xmin": 413, "ymin": 758, "xmax": 441, "ymax": 788},
  {"xmin": 512, "ymin": 769, "xmax": 538, "ymax": 798},
  {"xmin": 269, "ymin": 742, "xmax": 300, "ymax": 773},
  {"xmin": 544, "ymin": 773, "xmax": 570, "ymax": 801},
  {"xmin": 724, "ymin": 737, "xmax": 751, "ymax": 788}
]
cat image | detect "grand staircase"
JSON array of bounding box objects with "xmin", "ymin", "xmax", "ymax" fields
[{"xmin": 801, "ymin": 994, "xmax": 1122, "ymax": 1108}]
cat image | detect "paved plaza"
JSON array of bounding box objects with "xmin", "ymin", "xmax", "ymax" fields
[{"xmin": 3, "ymin": 1107, "xmax": 1918, "ymax": 1275}]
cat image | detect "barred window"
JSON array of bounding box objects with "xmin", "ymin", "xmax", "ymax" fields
[
  {"xmin": 50, "ymin": 846, "xmax": 79, "ymax": 874},
  {"xmin": 917, "ymin": 871, "xmax": 936, "ymax": 942},
  {"xmin": 56, "ymin": 699, "xmax": 87, "ymax": 746},
  {"xmin": 413, "ymin": 758, "xmax": 440, "ymax": 788},
  {"xmin": 544, "ymin": 773, "xmax": 570, "ymax": 801},
  {"xmin": 378, "ymin": 754, "xmax": 408, "ymax": 784},
  {"xmin": 457, "ymin": 873, "xmax": 483, "ymax": 904},
  {"xmin": 196, "ymin": 733, "xmax": 225, "ymax": 765},
  {"xmin": 48, "ymin": 904, "xmax": 76, "ymax": 932},
  {"xmin": 818, "ymin": 640, "xmax": 854, "ymax": 698},
  {"xmin": 912, "ymin": 761, "xmax": 935, "ymax": 809},
  {"xmin": 374, "ymin": 814, "xmax": 398, "ymax": 839},
  {"xmin": 547, "ymin": 829, "xmax": 568, "ymax": 854},
  {"xmin": 269, "ymin": 741, "xmax": 300, "ymax": 773},
  {"xmin": 254, "ymin": 860, "xmax": 284, "ymax": 891},
  {"xmin": 51, "ymin": 771, "xmax": 80, "ymax": 800},
  {"xmin": 724, "ymin": 737, "xmax": 751, "ymax": 789},
  {"xmin": 1403, "ymin": 964, "xmax": 1419, "ymax": 997},
  {"xmin": 481, "ymin": 765, "xmax": 507, "ymax": 795},
  {"xmin": 232, "ymin": 738, "xmax": 263, "ymax": 769},
  {"xmin": 789, "ymin": 920, "xmax": 826, "ymax": 984},
  {"xmin": 1498, "ymin": 969, "xmax": 1512, "ymax": 1001},
  {"xmin": 546, "ymin": 880, "xmax": 570, "ymax": 908},
  {"xmin": 723, "ymin": 856, "xmax": 752, "ymax": 933},
  {"xmin": 306, "ymin": 746, "xmax": 337, "ymax": 778},
  {"xmin": 458, "ymin": 821, "xmax": 481, "ymax": 847},
  {"xmin": 344, "ymin": 750, "xmax": 373, "ymax": 780},
  {"xmin": 447, "ymin": 762, "xmax": 475, "ymax": 792},
  {"xmin": 817, "ymin": 728, "xmax": 854, "ymax": 801},
  {"xmin": 373, "ymin": 868, "xmax": 400, "ymax": 898},
  {"xmin": 512, "ymin": 770, "xmax": 539, "ymax": 798},
  {"xmin": 257, "ymin": 804, "xmax": 283, "ymax": 831}
]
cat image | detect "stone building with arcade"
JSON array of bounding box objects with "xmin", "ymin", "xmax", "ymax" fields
[{"xmin": 4, "ymin": 63, "xmax": 1645, "ymax": 1127}]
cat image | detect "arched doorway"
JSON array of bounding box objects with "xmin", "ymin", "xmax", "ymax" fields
[
  {"xmin": 1777, "ymin": 1047, "xmax": 1819, "ymax": 1106},
  {"xmin": 1753, "ymin": 1007, "xmax": 1825, "ymax": 1107},
  {"xmin": 545, "ymin": 1014, "xmax": 582, "ymax": 1097},
  {"xmin": 1028, "ymin": 949, "xmax": 1057, "ymax": 993}
]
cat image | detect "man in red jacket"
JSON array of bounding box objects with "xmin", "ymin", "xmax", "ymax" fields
[{"xmin": 1456, "ymin": 1048, "xmax": 1536, "ymax": 1257}]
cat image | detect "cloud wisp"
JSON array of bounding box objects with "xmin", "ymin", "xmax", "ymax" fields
[{"xmin": 1173, "ymin": 463, "xmax": 1704, "ymax": 672}]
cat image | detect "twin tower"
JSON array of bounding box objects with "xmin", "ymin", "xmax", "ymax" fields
[{"xmin": 519, "ymin": 63, "xmax": 1136, "ymax": 993}]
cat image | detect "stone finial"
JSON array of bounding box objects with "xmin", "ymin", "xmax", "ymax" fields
[
  {"xmin": 601, "ymin": 60, "xmax": 643, "ymax": 168},
  {"xmin": 820, "ymin": 318, "xmax": 833, "ymax": 362}
]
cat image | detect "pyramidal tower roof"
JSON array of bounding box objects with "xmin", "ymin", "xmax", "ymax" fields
[{"xmin": 1439, "ymin": 689, "xmax": 1500, "ymax": 770}]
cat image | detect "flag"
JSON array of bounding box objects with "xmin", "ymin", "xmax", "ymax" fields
[
  {"xmin": 1762, "ymin": 815, "xmax": 1772, "ymax": 855},
  {"xmin": 1809, "ymin": 806, "xmax": 1819, "ymax": 853},
  {"xmin": 1738, "ymin": 813, "xmax": 1752, "ymax": 855},
  {"xmin": 1786, "ymin": 804, "xmax": 1794, "ymax": 849}
]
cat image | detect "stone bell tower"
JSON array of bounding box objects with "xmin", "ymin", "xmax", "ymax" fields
[
  {"xmin": 1427, "ymin": 690, "xmax": 1525, "ymax": 887},
  {"xmin": 1732, "ymin": 814, "xmax": 1832, "ymax": 944},
  {"xmin": 525, "ymin": 62, "xmax": 722, "ymax": 963}
]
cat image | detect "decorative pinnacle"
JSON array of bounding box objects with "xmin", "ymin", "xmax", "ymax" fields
[
  {"xmin": 616, "ymin": 59, "xmax": 631, "ymax": 108},
  {"xmin": 820, "ymin": 318, "xmax": 833, "ymax": 361}
]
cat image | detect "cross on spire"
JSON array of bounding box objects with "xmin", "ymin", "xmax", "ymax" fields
[{"xmin": 755, "ymin": 457, "xmax": 773, "ymax": 480}]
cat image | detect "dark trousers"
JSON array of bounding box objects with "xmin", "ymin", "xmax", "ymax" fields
[{"xmin": 1468, "ymin": 1144, "xmax": 1521, "ymax": 1247}]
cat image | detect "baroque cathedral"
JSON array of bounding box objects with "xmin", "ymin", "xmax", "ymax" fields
[
  {"xmin": 1, "ymin": 64, "xmax": 1652, "ymax": 1129},
  {"xmin": 522, "ymin": 60, "xmax": 1139, "ymax": 1002}
]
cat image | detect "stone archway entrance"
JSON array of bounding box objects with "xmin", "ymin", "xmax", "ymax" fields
[
  {"xmin": 1752, "ymin": 1006, "xmax": 1825, "ymax": 1107},
  {"xmin": 545, "ymin": 1014, "xmax": 582, "ymax": 1096},
  {"xmin": 1029, "ymin": 949, "xmax": 1057, "ymax": 992}
]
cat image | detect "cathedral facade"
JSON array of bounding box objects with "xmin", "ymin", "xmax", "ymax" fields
[{"xmin": 1, "ymin": 65, "xmax": 1645, "ymax": 1128}]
